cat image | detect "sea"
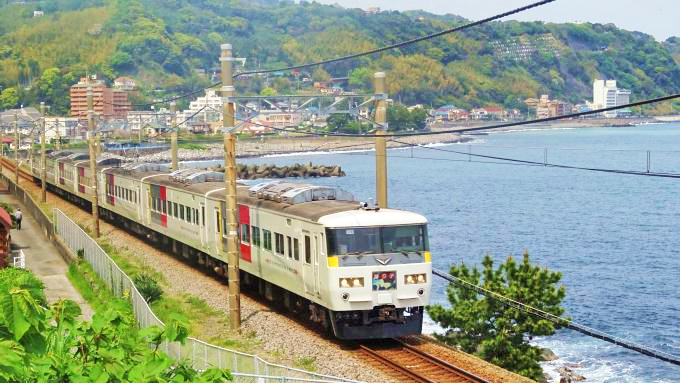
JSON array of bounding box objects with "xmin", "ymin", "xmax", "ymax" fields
[{"xmin": 231, "ymin": 123, "xmax": 680, "ymax": 382}]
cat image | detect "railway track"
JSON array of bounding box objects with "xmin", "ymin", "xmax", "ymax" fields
[
  {"xmin": 0, "ymin": 158, "xmax": 34, "ymax": 183},
  {"xmin": 358, "ymin": 339, "xmax": 490, "ymax": 383}
]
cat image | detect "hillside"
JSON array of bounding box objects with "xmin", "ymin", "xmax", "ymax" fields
[{"xmin": 0, "ymin": 0, "xmax": 679, "ymax": 114}]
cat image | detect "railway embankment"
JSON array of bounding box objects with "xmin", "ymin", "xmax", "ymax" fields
[{"xmin": 2, "ymin": 158, "xmax": 535, "ymax": 383}]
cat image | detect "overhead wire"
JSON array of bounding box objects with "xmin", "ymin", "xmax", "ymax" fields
[
  {"xmin": 234, "ymin": 0, "xmax": 557, "ymax": 77},
  {"xmin": 432, "ymin": 268, "xmax": 680, "ymax": 367},
  {"xmin": 96, "ymin": 0, "xmax": 557, "ymax": 107}
]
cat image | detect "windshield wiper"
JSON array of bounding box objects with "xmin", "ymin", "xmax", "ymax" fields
[{"xmin": 345, "ymin": 251, "xmax": 370, "ymax": 256}]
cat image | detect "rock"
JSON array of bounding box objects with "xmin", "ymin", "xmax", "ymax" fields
[
  {"xmin": 558, "ymin": 366, "xmax": 586, "ymax": 382},
  {"xmin": 541, "ymin": 348, "xmax": 559, "ymax": 361}
]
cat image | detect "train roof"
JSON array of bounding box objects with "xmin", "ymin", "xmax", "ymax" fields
[{"xmin": 104, "ymin": 166, "xmax": 425, "ymax": 224}]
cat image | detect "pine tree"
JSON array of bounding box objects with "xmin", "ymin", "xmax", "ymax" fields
[{"xmin": 427, "ymin": 251, "xmax": 567, "ymax": 380}]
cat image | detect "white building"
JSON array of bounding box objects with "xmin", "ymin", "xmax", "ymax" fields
[
  {"xmin": 180, "ymin": 89, "xmax": 223, "ymax": 124},
  {"xmin": 593, "ymin": 80, "xmax": 631, "ymax": 118},
  {"xmin": 44, "ymin": 117, "xmax": 81, "ymax": 142},
  {"xmin": 127, "ymin": 109, "xmax": 173, "ymax": 133}
]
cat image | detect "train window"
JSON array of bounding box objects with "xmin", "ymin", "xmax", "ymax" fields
[
  {"xmin": 215, "ymin": 211, "xmax": 220, "ymax": 233},
  {"xmin": 263, "ymin": 230, "xmax": 272, "ymax": 250},
  {"xmin": 275, "ymin": 233, "xmax": 284, "ymax": 255},
  {"xmin": 133, "ymin": 191, "xmax": 137, "ymax": 203},
  {"xmin": 151, "ymin": 197, "xmax": 157, "ymax": 211},
  {"xmin": 194, "ymin": 209, "xmax": 199, "ymax": 225},
  {"xmin": 186, "ymin": 208, "xmax": 192, "ymax": 223},
  {"xmin": 201, "ymin": 206, "xmax": 205, "ymax": 226},
  {"xmin": 240, "ymin": 224, "xmax": 250, "ymax": 243},
  {"xmin": 180, "ymin": 205, "xmax": 185, "ymax": 220},
  {"xmin": 252, "ymin": 226, "xmax": 261, "ymax": 246},
  {"xmin": 125, "ymin": 189, "xmax": 129, "ymax": 201},
  {"xmin": 287, "ymin": 236, "xmax": 292, "ymax": 258},
  {"xmin": 304, "ymin": 236, "xmax": 311, "ymax": 264},
  {"xmin": 173, "ymin": 202, "xmax": 178, "ymax": 217},
  {"xmin": 162, "ymin": 200, "xmax": 167, "ymax": 214},
  {"xmin": 293, "ymin": 238, "xmax": 300, "ymax": 261}
]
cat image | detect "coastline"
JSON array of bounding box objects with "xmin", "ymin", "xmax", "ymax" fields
[{"xmin": 134, "ymin": 117, "xmax": 664, "ymax": 163}]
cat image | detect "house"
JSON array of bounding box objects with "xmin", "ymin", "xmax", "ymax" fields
[
  {"xmin": 432, "ymin": 104, "xmax": 468, "ymax": 122},
  {"xmin": 113, "ymin": 77, "xmax": 136, "ymax": 91},
  {"xmin": 33, "ymin": 10, "xmax": 44, "ymax": 17},
  {"xmin": 482, "ymin": 106, "xmax": 506, "ymax": 120}
]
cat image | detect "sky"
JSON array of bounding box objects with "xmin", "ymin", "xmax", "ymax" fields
[{"xmin": 311, "ymin": 0, "xmax": 679, "ymax": 41}]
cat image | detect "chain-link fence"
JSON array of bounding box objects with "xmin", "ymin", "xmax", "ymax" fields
[{"xmin": 53, "ymin": 208, "xmax": 360, "ymax": 383}]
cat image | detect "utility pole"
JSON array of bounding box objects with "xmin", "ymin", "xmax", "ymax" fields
[
  {"xmin": 170, "ymin": 101, "xmax": 178, "ymax": 171},
  {"xmin": 221, "ymin": 43, "xmax": 241, "ymax": 331},
  {"xmin": 374, "ymin": 72, "xmax": 388, "ymax": 208},
  {"xmin": 40, "ymin": 102, "xmax": 47, "ymax": 203},
  {"xmin": 87, "ymin": 81, "xmax": 100, "ymax": 238},
  {"xmin": 14, "ymin": 112, "xmax": 19, "ymax": 185}
]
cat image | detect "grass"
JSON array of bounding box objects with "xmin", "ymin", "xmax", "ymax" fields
[
  {"xmin": 67, "ymin": 258, "xmax": 131, "ymax": 315},
  {"xmin": 294, "ymin": 356, "xmax": 317, "ymax": 372},
  {"xmin": 12, "ymin": 173, "xmax": 267, "ymax": 357},
  {"xmin": 178, "ymin": 143, "xmax": 208, "ymax": 150}
]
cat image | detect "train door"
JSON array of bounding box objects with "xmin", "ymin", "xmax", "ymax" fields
[
  {"xmin": 199, "ymin": 202, "xmax": 206, "ymax": 248},
  {"xmin": 77, "ymin": 166, "xmax": 85, "ymax": 193},
  {"xmin": 302, "ymin": 232, "xmax": 314, "ymax": 294},
  {"xmin": 214, "ymin": 207, "xmax": 223, "ymax": 253},
  {"xmin": 238, "ymin": 205, "xmax": 251, "ymax": 263},
  {"xmin": 314, "ymin": 233, "xmax": 322, "ymax": 296}
]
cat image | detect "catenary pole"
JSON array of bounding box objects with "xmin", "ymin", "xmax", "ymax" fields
[
  {"xmin": 374, "ymin": 72, "xmax": 388, "ymax": 208},
  {"xmin": 87, "ymin": 80, "xmax": 100, "ymax": 238},
  {"xmin": 40, "ymin": 102, "xmax": 47, "ymax": 203},
  {"xmin": 14, "ymin": 111, "xmax": 19, "ymax": 185},
  {"xmin": 170, "ymin": 101, "xmax": 178, "ymax": 171},
  {"xmin": 221, "ymin": 43, "xmax": 241, "ymax": 330}
]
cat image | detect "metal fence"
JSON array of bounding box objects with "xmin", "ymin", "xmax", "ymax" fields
[
  {"xmin": 12, "ymin": 249, "xmax": 25, "ymax": 268},
  {"xmin": 53, "ymin": 208, "xmax": 360, "ymax": 383}
]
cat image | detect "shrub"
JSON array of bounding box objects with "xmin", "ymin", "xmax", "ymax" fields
[
  {"xmin": 0, "ymin": 267, "xmax": 46, "ymax": 305},
  {"xmin": 134, "ymin": 273, "xmax": 163, "ymax": 304}
]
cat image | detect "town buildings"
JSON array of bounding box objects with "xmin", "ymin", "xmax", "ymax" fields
[
  {"xmin": 592, "ymin": 79, "xmax": 631, "ymax": 118},
  {"xmin": 525, "ymin": 95, "xmax": 568, "ymax": 118},
  {"xmin": 44, "ymin": 117, "xmax": 81, "ymax": 142},
  {"xmin": 69, "ymin": 77, "xmax": 131, "ymax": 120},
  {"xmin": 113, "ymin": 77, "xmax": 136, "ymax": 92},
  {"xmin": 178, "ymin": 89, "xmax": 222, "ymax": 124}
]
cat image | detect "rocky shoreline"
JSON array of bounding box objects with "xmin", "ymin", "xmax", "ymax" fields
[{"xmin": 127, "ymin": 132, "xmax": 471, "ymax": 163}]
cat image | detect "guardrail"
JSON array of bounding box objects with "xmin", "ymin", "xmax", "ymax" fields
[{"xmin": 53, "ymin": 208, "xmax": 359, "ymax": 383}]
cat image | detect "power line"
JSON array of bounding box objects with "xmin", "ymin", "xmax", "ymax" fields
[
  {"xmin": 234, "ymin": 0, "xmax": 557, "ymax": 77},
  {"xmin": 431, "ymin": 268, "xmax": 680, "ymax": 367},
  {"xmin": 389, "ymin": 139, "xmax": 680, "ymax": 179},
  {"xmin": 292, "ymin": 94, "xmax": 680, "ymax": 138}
]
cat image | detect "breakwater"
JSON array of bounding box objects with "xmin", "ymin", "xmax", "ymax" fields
[{"xmin": 215, "ymin": 163, "xmax": 345, "ymax": 179}]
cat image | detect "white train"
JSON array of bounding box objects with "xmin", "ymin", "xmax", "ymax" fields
[{"xmin": 32, "ymin": 151, "xmax": 432, "ymax": 339}]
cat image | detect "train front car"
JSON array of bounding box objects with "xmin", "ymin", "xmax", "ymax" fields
[{"xmin": 319, "ymin": 207, "xmax": 431, "ymax": 339}]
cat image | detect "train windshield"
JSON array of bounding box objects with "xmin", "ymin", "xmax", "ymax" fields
[{"xmin": 326, "ymin": 225, "xmax": 428, "ymax": 256}]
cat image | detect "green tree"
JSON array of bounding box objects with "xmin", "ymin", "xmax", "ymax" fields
[
  {"xmin": 0, "ymin": 87, "xmax": 19, "ymax": 109},
  {"xmin": 0, "ymin": 268, "xmax": 233, "ymax": 382},
  {"xmin": 348, "ymin": 67, "xmax": 373, "ymax": 92},
  {"xmin": 387, "ymin": 104, "xmax": 427, "ymax": 131},
  {"xmin": 427, "ymin": 252, "xmax": 567, "ymax": 380}
]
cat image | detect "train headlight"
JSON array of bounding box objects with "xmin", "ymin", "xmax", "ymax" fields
[
  {"xmin": 405, "ymin": 273, "xmax": 427, "ymax": 284},
  {"xmin": 339, "ymin": 278, "xmax": 364, "ymax": 288}
]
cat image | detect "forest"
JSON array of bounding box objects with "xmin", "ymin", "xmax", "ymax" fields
[{"xmin": 0, "ymin": 0, "xmax": 678, "ymax": 114}]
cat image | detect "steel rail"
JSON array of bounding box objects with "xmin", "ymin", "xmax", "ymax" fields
[{"xmin": 359, "ymin": 340, "xmax": 490, "ymax": 383}]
